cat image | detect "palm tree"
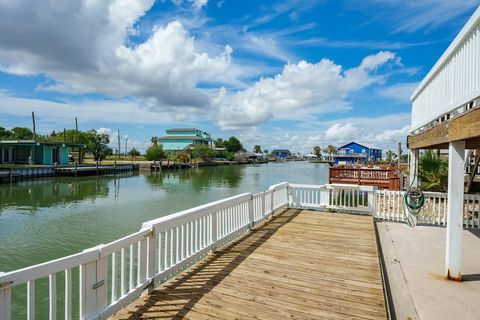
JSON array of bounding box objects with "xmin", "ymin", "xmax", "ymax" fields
[
  {"xmin": 313, "ymin": 146, "xmax": 321, "ymax": 159},
  {"xmin": 386, "ymin": 150, "xmax": 397, "ymax": 163},
  {"xmin": 253, "ymin": 145, "xmax": 262, "ymax": 153},
  {"xmin": 326, "ymin": 145, "xmax": 336, "ymax": 161},
  {"xmin": 150, "ymin": 136, "xmax": 158, "ymax": 145},
  {"xmin": 418, "ymin": 150, "xmax": 448, "ymax": 192}
]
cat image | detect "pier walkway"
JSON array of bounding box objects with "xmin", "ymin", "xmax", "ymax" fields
[{"xmin": 111, "ymin": 209, "xmax": 387, "ymax": 320}]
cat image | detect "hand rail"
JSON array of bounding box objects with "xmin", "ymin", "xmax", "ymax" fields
[
  {"xmin": 0, "ymin": 182, "xmax": 289, "ymax": 320},
  {"xmin": 3, "ymin": 181, "xmax": 475, "ymax": 319}
]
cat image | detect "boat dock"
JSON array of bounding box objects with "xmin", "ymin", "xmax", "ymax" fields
[
  {"xmin": 0, "ymin": 170, "xmax": 20, "ymax": 182},
  {"xmin": 55, "ymin": 163, "xmax": 139, "ymax": 176},
  {"xmin": 112, "ymin": 209, "xmax": 387, "ymax": 320}
]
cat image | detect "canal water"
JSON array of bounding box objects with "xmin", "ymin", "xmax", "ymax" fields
[{"xmin": 0, "ymin": 161, "xmax": 328, "ymax": 317}]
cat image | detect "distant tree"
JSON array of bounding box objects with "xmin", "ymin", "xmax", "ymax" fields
[
  {"xmin": 253, "ymin": 145, "xmax": 262, "ymax": 153},
  {"xmin": 85, "ymin": 130, "xmax": 111, "ymax": 162},
  {"xmin": 193, "ymin": 144, "xmax": 213, "ymax": 162},
  {"xmin": 150, "ymin": 136, "xmax": 158, "ymax": 145},
  {"xmin": 263, "ymin": 149, "xmax": 269, "ymax": 155},
  {"xmin": 313, "ymin": 146, "xmax": 321, "ymax": 159},
  {"xmin": 10, "ymin": 127, "xmax": 33, "ymax": 140},
  {"xmin": 175, "ymin": 151, "xmax": 190, "ymax": 163},
  {"xmin": 225, "ymin": 136, "xmax": 243, "ymax": 153},
  {"xmin": 386, "ymin": 150, "xmax": 397, "ymax": 163},
  {"xmin": 0, "ymin": 127, "xmax": 11, "ymax": 139},
  {"xmin": 145, "ymin": 144, "xmax": 166, "ymax": 161},
  {"xmin": 128, "ymin": 148, "xmax": 141, "ymax": 161},
  {"xmin": 326, "ymin": 145, "xmax": 337, "ymax": 160},
  {"xmin": 214, "ymin": 138, "xmax": 225, "ymax": 148}
]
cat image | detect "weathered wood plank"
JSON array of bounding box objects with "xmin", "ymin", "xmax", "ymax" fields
[
  {"xmin": 111, "ymin": 209, "xmax": 387, "ymax": 320},
  {"xmin": 408, "ymin": 107, "xmax": 480, "ymax": 149}
]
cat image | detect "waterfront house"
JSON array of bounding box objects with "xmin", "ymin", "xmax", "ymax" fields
[
  {"xmin": 408, "ymin": 5, "xmax": 480, "ymax": 281},
  {"xmin": 158, "ymin": 128, "xmax": 212, "ymax": 154},
  {"xmin": 0, "ymin": 140, "xmax": 83, "ymax": 165},
  {"xmin": 271, "ymin": 149, "xmax": 290, "ymax": 159},
  {"xmin": 334, "ymin": 142, "xmax": 382, "ymax": 164}
]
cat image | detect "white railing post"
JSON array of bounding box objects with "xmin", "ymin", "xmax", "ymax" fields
[
  {"xmin": 79, "ymin": 246, "xmax": 106, "ymax": 319},
  {"xmin": 79, "ymin": 260, "xmax": 97, "ymax": 319},
  {"xmin": 211, "ymin": 211, "xmax": 218, "ymax": 250},
  {"xmin": 368, "ymin": 187, "xmax": 377, "ymax": 215},
  {"xmin": 262, "ymin": 193, "xmax": 266, "ymax": 217},
  {"xmin": 0, "ymin": 276, "xmax": 12, "ymax": 320},
  {"xmin": 248, "ymin": 194, "xmax": 254, "ymax": 228},
  {"xmin": 320, "ymin": 185, "xmax": 328, "ymax": 207},
  {"xmin": 146, "ymin": 228, "xmax": 156, "ymax": 283},
  {"xmin": 270, "ymin": 188, "xmax": 275, "ymax": 216},
  {"xmin": 95, "ymin": 255, "xmax": 108, "ymax": 316}
]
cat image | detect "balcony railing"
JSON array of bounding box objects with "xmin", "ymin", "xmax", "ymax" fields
[{"xmin": 1, "ymin": 182, "xmax": 478, "ymax": 319}]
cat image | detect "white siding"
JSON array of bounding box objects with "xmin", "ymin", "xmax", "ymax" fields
[{"xmin": 411, "ymin": 6, "xmax": 480, "ymax": 131}]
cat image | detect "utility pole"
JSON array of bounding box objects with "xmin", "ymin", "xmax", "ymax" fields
[
  {"xmin": 125, "ymin": 138, "xmax": 128, "ymax": 156},
  {"xmin": 32, "ymin": 111, "xmax": 36, "ymax": 141},
  {"xmin": 117, "ymin": 129, "xmax": 121, "ymax": 159},
  {"xmin": 397, "ymin": 142, "xmax": 402, "ymax": 175}
]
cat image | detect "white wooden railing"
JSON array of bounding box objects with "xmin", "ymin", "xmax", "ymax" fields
[
  {"xmin": 1, "ymin": 182, "xmax": 479, "ymax": 320},
  {"xmin": 0, "ymin": 182, "xmax": 289, "ymax": 320},
  {"xmin": 411, "ymin": 6, "xmax": 480, "ymax": 131}
]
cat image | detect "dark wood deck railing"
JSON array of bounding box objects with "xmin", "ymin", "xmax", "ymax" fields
[{"xmin": 329, "ymin": 167, "xmax": 396, "ymax": 189}]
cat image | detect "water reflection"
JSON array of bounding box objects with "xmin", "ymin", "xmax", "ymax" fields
[
  {"xmin": 0, "ymin": 173, "xmax": 134, "ymax": 214},
  {"xmin": 145, "ymin": 165, "xmax": 244, "ymax": 190}
]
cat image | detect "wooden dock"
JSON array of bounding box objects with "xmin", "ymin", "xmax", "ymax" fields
[
  {"xmin": 55, "ymin": 164, "xmax": 138, "ymax": 176},
  {"xmin": 112, "ymin": 209, "xmax": 387, "ymax": 320}
]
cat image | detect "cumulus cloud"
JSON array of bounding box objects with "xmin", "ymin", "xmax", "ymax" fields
[
  {"xmin": 378, "ymin": 82, "xmax": 418, "ymax": 103},
  {"xmin": 216, "ymin": 51, "xmax": 399, "ymax": 129},
  {"xmin": 0, "ymin": 0, "xmax": 232, "ymax": 109}
]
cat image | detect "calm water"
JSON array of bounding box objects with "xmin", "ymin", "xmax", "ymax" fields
[
  {"xmin": 0, "ymin": 161, "xmax": 327, "ymax": 318},
  {"xmin": 0, "ymin": 162, "xmax": 327, "ymax": 272}
]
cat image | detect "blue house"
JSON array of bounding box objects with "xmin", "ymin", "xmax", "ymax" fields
[
  {"xmin": 334, "ymin": 142, "xmax": 382, "ymax": 164},
  {"xmin": 271, "ymin": 149, "xmax": 290, "ymax": 159},
  {"xmin": 158, "ymin": 128, "xmax": 212, "ymax": 154}
]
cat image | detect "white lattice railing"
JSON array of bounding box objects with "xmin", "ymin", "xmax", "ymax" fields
[{"xmin": 2, "ymin": 182, "xmax": 479, "ymax": 319}]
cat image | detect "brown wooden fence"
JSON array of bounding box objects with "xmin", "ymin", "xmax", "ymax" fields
[{"xmin": 329, "ymin": 167, "xmax": 399, "ymax": 189}]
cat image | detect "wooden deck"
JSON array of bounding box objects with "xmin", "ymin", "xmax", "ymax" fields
[{"xmin": 111, "ymin": 209, "xmax": 387, "ymax": 320}]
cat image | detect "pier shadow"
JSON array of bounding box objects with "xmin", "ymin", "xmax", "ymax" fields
[{"xmin": 114, "ymin": 209, "xmax": 302, "ymax": 319}]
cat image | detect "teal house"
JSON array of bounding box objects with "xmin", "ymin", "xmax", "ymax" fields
[
  {"xmin": 158, "ymin": 128, "xmax": 212, "ymax": 154},
  {"xmin": 0, "ymin": 140, "xmax": 83, "ymax": 165}
]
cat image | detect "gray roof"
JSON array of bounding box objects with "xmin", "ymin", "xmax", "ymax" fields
[
  {"xmin": 158, "ymin": 136, "xmax": 208, "ymax": 141},
  {"xmin": 165, "ymin": 128, "xmax": 201, "ymax": 132}
]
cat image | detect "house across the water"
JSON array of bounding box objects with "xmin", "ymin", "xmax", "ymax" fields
[
  {"xmin": 271, "ymin": 149, "xmax": 291, "ymax": 159},
  {"xmin": 0, "ymin": 140, "xmax": 83, "ymax": 165},
  {"xmin": 334, "ymin": 142, "xmax": 382, "ymax": 164},
  {"xmin": 158, "ymin": 128, "xmax": 212, "ymax": 154}
]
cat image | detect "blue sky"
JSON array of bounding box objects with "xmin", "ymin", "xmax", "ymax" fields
[{"xmin": 0, "ymin": 0, "xmax": 479, "ymax": 153}]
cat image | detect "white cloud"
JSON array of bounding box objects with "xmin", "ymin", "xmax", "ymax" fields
[
  {"xmin": 325, "ymin": 123, "xmax": 358, "ymax": 142},
  {"xmin": 0, "ymin": 1, "xmax": 233, "ymax": 109},
  {"xmin": 355, "ymin": 0, "xmax": 479, "ymax": 33},
  {"xmin": 378, "ymin": 82, "xmax": 418, "ymax": 103},
  {"xmin": 0, "ymin": 91, "xmax": 177, "ymax": 126},
  {"xmin": 239, "ymin": 113, "xmax": 412, "ymax": 153},
  {"xmin": 216, "ymin": 51, "xmax": 399, "ymax": 129},
  {"xmin": 191, "ymin": 0, "xmax": 208, "ymax": 9}
]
